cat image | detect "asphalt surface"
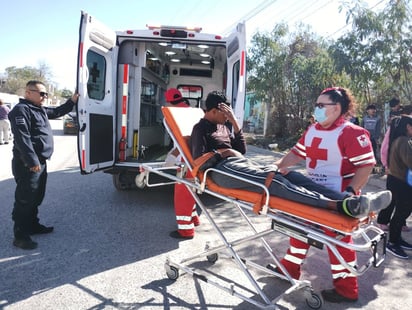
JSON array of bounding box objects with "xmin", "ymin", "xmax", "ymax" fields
[{"xmin": 0, "ymin": 120, "xmax": 411, "ymax": 310}]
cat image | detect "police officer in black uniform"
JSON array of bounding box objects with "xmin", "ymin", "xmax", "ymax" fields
[{"xmin": 8, "ymin": 80, "xmax": 79, "ymax": 250}]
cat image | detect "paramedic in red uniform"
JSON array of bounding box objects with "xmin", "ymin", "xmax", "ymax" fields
[
  {"xmin": 164, "ymin": 88, "xmax": 200, "ymax": 239},
  {"xmin": 274, "ymin": 87, "xmax": 376, "ymax": 303}
]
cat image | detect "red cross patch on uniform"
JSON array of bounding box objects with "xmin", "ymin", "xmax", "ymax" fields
[{"xmin": 356, "ymin": 134, "xmax": 369, "ymax": 147}]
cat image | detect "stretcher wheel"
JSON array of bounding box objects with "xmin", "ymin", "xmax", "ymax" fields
[
  {"xmin": 306, "ymin": 292, "xmax": 322, "ymax": 309},
  {"xmin": 165, "ymin": 264, "xmax": 179, "ymax": 280},
  {"xmin": 206, "ymin": 253, "xmax": 218, "ymax": 263}
]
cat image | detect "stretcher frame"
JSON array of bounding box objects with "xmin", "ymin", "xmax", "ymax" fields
[{"xmin": 138, "ymin": 106, "xmax": 386, "ymax": 309}]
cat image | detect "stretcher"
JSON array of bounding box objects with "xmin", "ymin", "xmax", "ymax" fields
[{"xmin": 138, "ymin": 106, "xmax": 386, "ymax": 309}]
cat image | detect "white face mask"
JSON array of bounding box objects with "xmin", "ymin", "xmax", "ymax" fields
[{"xmin": 314, "ymin": 106, "xmax": 328, "ymax": 123}]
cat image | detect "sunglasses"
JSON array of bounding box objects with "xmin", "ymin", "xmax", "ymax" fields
[
  {"xmin": 29, "ymin": 89, "xmax": 49, "ymax": 97},
  {"xmin": 314, "ymin": 102, "xmax": 337, "ymax": 109}
]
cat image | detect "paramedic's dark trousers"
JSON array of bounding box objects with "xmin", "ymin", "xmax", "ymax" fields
[
  {"xmin": 11, "ymin": 157, "xmax": 47, "ymax": 237},
  {"xmin": 211, "ymin": 157, "xmax": 346, "ymax": 208}
]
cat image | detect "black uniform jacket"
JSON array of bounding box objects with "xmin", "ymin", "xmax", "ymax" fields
[{"xmin": 8, "ymin": 98, "xmax": 75, "ymax": 168}]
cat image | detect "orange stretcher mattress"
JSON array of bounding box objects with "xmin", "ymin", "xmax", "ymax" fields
[{"xmin": 162, "ymin": 106, "xmax": 368, "ymax": 233}]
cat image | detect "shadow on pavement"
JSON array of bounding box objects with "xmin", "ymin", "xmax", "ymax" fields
[{"xmin": 0, "ymin": 166, "xmax": 177, "ymax": 307}]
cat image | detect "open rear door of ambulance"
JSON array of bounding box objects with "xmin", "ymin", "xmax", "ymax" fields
[
  {"xmin": 76, "ymin": 12, "xmax": 117, "ymax": 174},
  {"xmin": 226, "ymin": 22, "xmax": 246, "ymax": 129}
]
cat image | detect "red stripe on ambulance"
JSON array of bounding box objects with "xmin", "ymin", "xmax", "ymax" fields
[{"xmin": 119, "ymin": 64, "xmax": 129, "ymax": 161}]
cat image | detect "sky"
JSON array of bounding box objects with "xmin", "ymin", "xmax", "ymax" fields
[{"xmin": 0, "ymin": 0, "xmax": 387, "ymax": 91}]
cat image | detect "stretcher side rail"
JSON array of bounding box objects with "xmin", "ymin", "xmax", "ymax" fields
[
  {"xmin": 137, "ymin": 160, "xmax": 385, "ymax": 257},
  {"xmin": 138, "ymin": 157, "xmax": 385, "ymax": 309},
  {"xmin": 137, "ymin": 158, "xmax": 385, "ymax": 276},
  {"xmin": 135, "ymin": 162, "xmax": 182, "ymax": 188},
  {"xmin": 147, "ymin": 106, "xmax": 387, "ymax": 309},
  {"xmin": 197, "ymin": 166, "xmax": 386, "ymax": 274}
]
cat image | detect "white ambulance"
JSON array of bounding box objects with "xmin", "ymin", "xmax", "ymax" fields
[{"xmin": 76, "ymin": 11, "xmax": 246, "ymax": 190}]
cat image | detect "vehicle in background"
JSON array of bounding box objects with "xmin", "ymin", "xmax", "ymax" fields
[
  {"xmin": 76, "ymin": 11, "xmax": 246, "ymax": 190},
  {"xmin": 63, "ymin": 106, "xmax": 78, "ymax": 134}
]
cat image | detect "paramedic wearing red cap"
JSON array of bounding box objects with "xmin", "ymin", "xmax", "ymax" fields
[
  {"xmin": 275, "ymin": 87, "xmax": 376, "ymax": 303},
  {"xmin": 164, "ymin": 88, "xmax": 200, "ymax": 239}
]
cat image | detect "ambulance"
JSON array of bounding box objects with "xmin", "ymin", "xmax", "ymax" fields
[{"xmin": 76, "ymin": 11, "xmax": 246, "ymax": 190}]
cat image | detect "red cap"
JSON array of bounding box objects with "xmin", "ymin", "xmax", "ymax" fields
[{"xmin": 165, "ymin": 88, "xmax": 183, "ymax": 103}]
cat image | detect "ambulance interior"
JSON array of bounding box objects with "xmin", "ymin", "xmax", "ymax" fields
[{"xmin": 116, "ymin": 39, "xmax": 228, "ymax": 163}]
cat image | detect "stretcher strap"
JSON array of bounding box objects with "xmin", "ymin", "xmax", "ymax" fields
[
  {"xmin": 253, "ymin": 171, "xmax": 275, "ymax": 214},
  {"xmin": 192, "ymin": 152, "xmax": 216, "ymax": 177},
  {"xmin": 192, "ymin": 148, "xmax": 233, "ymax": 177}
]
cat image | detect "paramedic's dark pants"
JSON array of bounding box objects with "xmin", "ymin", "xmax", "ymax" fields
[
  {"xmin": 11, "ymin": 157, "xmax": 47, "ymax": 237},
  {"xmin": 211, "ymin": 157, "xmax": 346, "ymax": 209}
]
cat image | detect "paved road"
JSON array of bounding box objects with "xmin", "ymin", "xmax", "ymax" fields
[{"xmin": 0, "ymin": 120, "xmax": 411, "ymax": 309}]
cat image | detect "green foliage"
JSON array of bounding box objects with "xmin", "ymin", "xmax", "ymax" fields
[
  {"xmin": 331, "ymin": 0, "xmax": 412, "ymax": 104},
  {"xmin": 1, "ymin": 65, "xmax": 52, "ymax": 96},
  {"xmin": 247, "ymin": 24, "xmax": 341, "ymax": 138},
  {"xmin": 60, "ymin": 88, "xmax": 74, "ymax": 99},
  {"xmin": 247, "ymin": 0, "xmax": 412, "ymax": 143},
  {"xmin": 0, "ymin": 63, "xmax": 72, "ymax": 104}
]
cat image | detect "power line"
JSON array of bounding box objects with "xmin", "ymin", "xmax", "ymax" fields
[
  {"xmin": 290, "ymin": 0, "xmax": 334, "ymax": 28},
  {"xmin": 222, "ymin": 0, "xmax": 278, "ymax": 34},
  {"xmin": 325, "ymin": 0, "xmax": 388, "ymax": 39},
  {"xmin": 223, "ymin": 0, "xmax": 394, "ymax": 43}
]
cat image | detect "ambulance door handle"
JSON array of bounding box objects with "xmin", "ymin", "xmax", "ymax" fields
[{"xmin": 80, "ymin": 123, "xmax": 86, "ymax": 132}]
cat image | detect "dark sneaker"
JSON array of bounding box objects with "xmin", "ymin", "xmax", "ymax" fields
[
  {"xmin": 342, "ymin": 190, "xmax": 392, "ymax": 218},
  {"xmin": 387, "ymin": 243, "xmax": 409, "ymax": 259},
  {"xmin": 30, "ymin": 224, "xmax": 54, "ymax": 235},
  {"xmin": 13, "ymin": 237, "xmax": 38, "ymax": 250},
  {"xmin": 342, "ymin": 197, "xmax": 367, "ymax": 218},
  {"xmin": 400, "ymin": 239, "xmax": 412, "ymax": 251},
  {"xmin": 169, "ymin": 230, "xmax": 194, "ymax": 240},
  {"xmin": 321, "ymin": 289, "xmax": 358, "ymax": 303}
]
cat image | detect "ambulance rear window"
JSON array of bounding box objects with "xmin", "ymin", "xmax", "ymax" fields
[{"xmin": 86, "ymin": 50, "xmax": 107, "ymax": 101}]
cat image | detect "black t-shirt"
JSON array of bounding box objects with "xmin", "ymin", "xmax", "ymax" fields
[{"xmin": 190, "ymin": 118, "xmax": 246, "ymax": 160}]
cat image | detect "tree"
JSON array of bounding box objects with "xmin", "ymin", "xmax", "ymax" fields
[
  {"xmin": 1, "ymin": 62, "xmax": 54, "ymax": 96},
  {"xmin": 247, "ymin": 24, "xmax": 289, "ymax": 138},
  {"xmin": 331, "ymin": 0, "xmax": 412, "ymax": 104},
  {"xmin": 247, "ymin": 24, "xmax": 344, "ymax": 141},
  {"xmin": 60, "ymin": 88, "xmax": 74, "ymax": 99}
]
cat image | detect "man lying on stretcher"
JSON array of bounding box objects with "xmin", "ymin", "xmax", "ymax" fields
[{"xmin": 190, "ymin": 91, "xmax": 391, "ymax": 219}]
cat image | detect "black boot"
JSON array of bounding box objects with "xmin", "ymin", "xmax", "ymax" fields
[
  {"xmin": 31, "ymin": 214, "xmax": 54, "ymax": 234},
  {"xmin": 13, "ymin": 226, "xmax": 37, "ymax": 250},
  {"xmin": 30, "ymin": 223, "xmax": 54, "ymax": 235}
]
